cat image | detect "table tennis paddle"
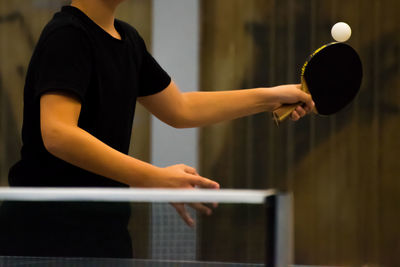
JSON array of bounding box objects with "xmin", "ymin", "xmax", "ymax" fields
[{"xmin": 272, "ymin": 42, "xmax": 363, "ymax": 125}]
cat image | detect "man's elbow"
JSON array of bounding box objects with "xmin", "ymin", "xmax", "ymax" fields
[
  {"xmin": 170, "ymin": 120, "xmax": 188, "ymax": 129},
  {"xmin": 156, "ymin": 111, "xmax": 192, "ymax": 128},
  {"xmin": 41, "ymin": 125, "xmax": 66, "ymax": 156},
  {"xmin": 168, "ymin": 116, "xmax": 196, "ymax": 129}
]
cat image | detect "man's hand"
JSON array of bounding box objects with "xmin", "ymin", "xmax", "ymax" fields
[
  {"xmin": 267, "ymin": 84, "xmax": 315, "ymax": 121},
  {"xmin": 155, "ymin": 164, "xmax": 219, "ymax": 227}
]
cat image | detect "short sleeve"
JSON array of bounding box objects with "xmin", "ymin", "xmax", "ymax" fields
[
  {"xmin": 137, "ymin": 37, "xmax": 171, "ymax": 97},
  {"xmin": 34, "ymin": 26, "xmax": 92, "ymax": 102}
]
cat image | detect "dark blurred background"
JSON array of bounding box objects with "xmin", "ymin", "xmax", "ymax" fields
[{"xmin": 1, "ymin": 0, "xmax": 399, "ymax": 265}]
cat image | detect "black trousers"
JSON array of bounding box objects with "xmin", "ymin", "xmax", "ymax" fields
[{"xmin": 0, "ymin": 201, "xmax": 132, "ymax": 258}]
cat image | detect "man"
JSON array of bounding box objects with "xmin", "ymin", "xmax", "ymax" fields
[{"xmin": 0, "ymin": 0, "xmax": 313, "ymax": 258}]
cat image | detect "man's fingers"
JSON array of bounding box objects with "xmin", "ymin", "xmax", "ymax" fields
[
  {"xmin": 290, "ymin": 110, "xmax": 300, "ymax": 121},
  {"xmin": 307, "ymin": 100, "xmax": 315, "ymax": 113},
  {"xmin": 295, "ymin": 106, "xmax": 306, "ymax": 117},
  {"xmin": 297, "ymin": 91, "xmax": 314, "ymax": 111},
  {"xmin": 290, "ymin": 87, "xmax": 315, "ymax": 121},
  {"xmin": 172, "ymin": 203, "xmax": 195, "ymax": 227},
  {"xmin": 189, "ymin": 203, "xmax": 213, "ymax": 216},
  {"xmin": 172, "ymin": 202, "xmax": 217, "ymax": 227}
]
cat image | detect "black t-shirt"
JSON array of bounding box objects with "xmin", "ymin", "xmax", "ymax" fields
[
  {"xmin": 9, "ymin": 5, "xmax": 171, "ymax": 187},
  {"xmin": 0, "ymin": 6, "xmax": 171, "ymax": 258}
]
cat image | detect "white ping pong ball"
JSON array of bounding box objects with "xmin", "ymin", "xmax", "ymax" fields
[{"xmin": 331, "ymin": 22, "xmax": 352, "ymax": 42}]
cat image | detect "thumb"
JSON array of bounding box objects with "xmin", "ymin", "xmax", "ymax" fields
[{"xmin": 189, "ymin": 175, "xmax": 219, "ymax": 189}]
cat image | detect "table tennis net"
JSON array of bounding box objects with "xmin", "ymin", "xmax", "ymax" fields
[{"xmin": 0, "ymin": 188, "xmax": 291, "ymax": 266}]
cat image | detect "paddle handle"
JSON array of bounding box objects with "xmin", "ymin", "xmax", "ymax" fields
[{"xmin": 272, "ymin": 103, "xmax": 301, "ymax": 125}]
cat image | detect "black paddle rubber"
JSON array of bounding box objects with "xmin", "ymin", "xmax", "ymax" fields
[{"xmin": 303, "ymin": 42, "xmax": 363, "ymax": 115}]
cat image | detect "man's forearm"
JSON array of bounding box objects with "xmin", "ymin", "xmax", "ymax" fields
[
  {"xmin": 177, "ymin": 88, "xmax": 274, "ymax": 128},
  {"xmin": 43, "ymin": 123, "xmax": 161, "ymax": 187}
]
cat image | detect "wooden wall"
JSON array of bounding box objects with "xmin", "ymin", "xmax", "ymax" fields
[{"xmin": 199, "ymin": 0, "xmax": 400, "ymax": 265}]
